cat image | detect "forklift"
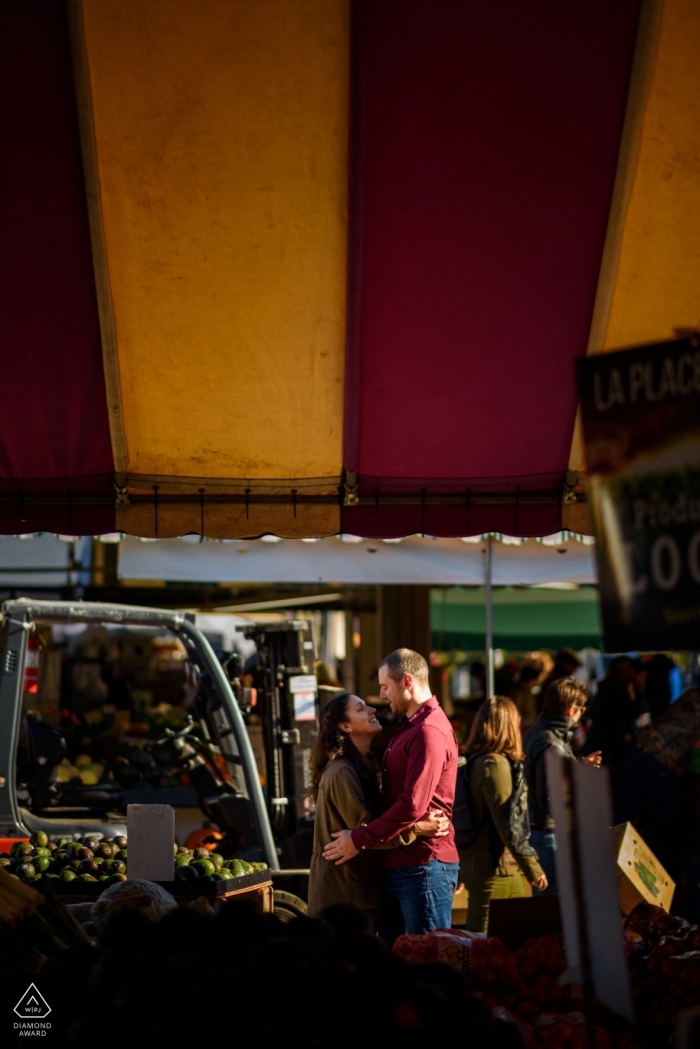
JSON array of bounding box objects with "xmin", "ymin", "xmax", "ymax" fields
[{"xmin": 0, "ymin": 598, "xmax": 320, "ymax": 918}]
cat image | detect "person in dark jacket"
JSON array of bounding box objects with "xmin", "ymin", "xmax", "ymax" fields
[
  {"xmin": 582, "ymin": 656, "xmax": 643, "ymax": 772},
  {"xmin": 524, "ymin": 677, "xmax": 601, "ymax": 895}
]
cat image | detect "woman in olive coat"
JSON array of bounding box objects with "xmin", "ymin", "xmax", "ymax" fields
[
  {"xmin": 460, "ymin": 696, "xmax": 547, "ymax": 933},
  {"xmin": 308, "ymin": 692, "xmax": 446, "ymax": 920}
]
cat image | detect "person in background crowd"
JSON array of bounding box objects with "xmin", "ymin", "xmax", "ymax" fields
[
  {"xmin": 459, "ymin": 696, "xmax": 546, "ymax": 932},
  {"xmin": 537, "ymin": 648, "xmax": 582, "ymax": 713},
  {"xmin": 323, "ymin": 649, "xmax": 459, "ymax": 943},
  {"xmin": 643, "ymin": 653, "xmax": 683, "ymax": 719},
  {"xmin": 632, "ymin": 657, "xmax": 649, "ymax": 712},
  {"xmin": 308, "ymin": 692, "xmax": 447, "ymax": 921},
  {"xmin": 470, "ymin": 660, "xmax": 486, "ymax": 701},
  {"xmin": 495, "ymin": 657, "xmax": 520, "ymax": 698},
  {"xmin": 582, "ymin": 655, "xmax": 645, "ymax": 773},
  {"xmin": 511, "ymin": 662, "xmax": 543, "ymax": 729},
  {"xmin": 523, "ymin": 678, "xmax": 602, "ymax": 895}
]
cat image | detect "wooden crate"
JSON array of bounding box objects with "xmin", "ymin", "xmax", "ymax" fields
[{"xmin": 52, "ymin": 870, "xmax": 273, "ymax": 912}]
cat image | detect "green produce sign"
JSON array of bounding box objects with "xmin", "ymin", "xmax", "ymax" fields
[{"xmin": 577, "ymin": 336, "xmax": 700, "ymax": 651}]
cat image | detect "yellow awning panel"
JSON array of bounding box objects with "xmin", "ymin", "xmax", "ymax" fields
[
  {"xmin": 604, "ymin": 0, "xmax": 700, "ymax": 348},
  {"xmin": 568, "ymin": 0, "xmax": 700, "ymax": 482},
  {"xmin": 78, "ymin": 0, "xmax": 349, "ymax": 522}
]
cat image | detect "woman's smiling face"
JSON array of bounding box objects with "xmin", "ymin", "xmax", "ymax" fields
[{"xmin": 339, "ymin": 695, "xmax": 381, "ymax": 739}]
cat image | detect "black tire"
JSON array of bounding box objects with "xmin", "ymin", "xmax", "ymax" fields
[{"xmin": 273, "ymin": 889, "xmax": 308, "ymax": 922}]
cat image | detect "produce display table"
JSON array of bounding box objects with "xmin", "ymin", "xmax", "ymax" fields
[{"xmin": 53, "ymin": 870, "xmax": 273, "ymax": 912}]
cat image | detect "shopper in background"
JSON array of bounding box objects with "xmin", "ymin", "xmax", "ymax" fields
[
  {"xmin": 583, "ymin": 655, "xmax": 644, "ymax": 773},
  {"xmin": 308, "ymin": 692, "xmax": 448, "ymax": 920},
  {"xmin": 644, "ymin": 653, "xmax": 683, "ymax": 719},
  {"xmin": 459, "ymin": 696, "xmax": 546, "ymax": 933},
  {"xmin": 511, "ymin": 662, "xmax": 543, "ymax": 729},
  {"xmin": 537, "ymin": 648, "xmax": 582, "ymax": 713},
  {"xmin": 523, "ymin": 677, "xmax": 601, "ymax": 894}
]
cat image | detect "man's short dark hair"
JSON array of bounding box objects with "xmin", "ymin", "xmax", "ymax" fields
[
  {"xmin": 541, "ymin": 676, "xmax": 587, "ymax": 716},
  {"xmin": 379, "ymin": 648, "xmax": 430, "ymax": 686}
]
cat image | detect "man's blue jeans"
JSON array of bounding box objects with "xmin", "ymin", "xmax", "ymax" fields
[
  {"xmin": 530, "ymin": 828, "xmax": 557, "ymax": 896},
  {"xmin": 382, "ymin": 858, "xmax": 460, "ymax": 936}
]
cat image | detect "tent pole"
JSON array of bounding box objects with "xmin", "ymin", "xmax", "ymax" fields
[{"xmin": 485, "ymin": 534, "xmax": 495, "ymax": 697}]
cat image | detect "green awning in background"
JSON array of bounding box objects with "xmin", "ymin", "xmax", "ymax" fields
[{"xmin": 431, "ymin": 586, "xmax": 602, "ymax": 652}]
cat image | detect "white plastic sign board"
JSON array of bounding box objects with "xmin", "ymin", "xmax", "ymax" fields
[
  {"xmin": 289, "ymin": 675, "xmax": 317, "ymax": 693},
  {"xmin": 545, "ymin": 750, "xmax": 581, "ymax": 982},
  {"xmin": 293, "ymin": 692, "xmax": 316, "ymax": 721},
  {"xmin": 544, "ymin": 752, "xmax": 634, "ymax": 1022},
  {"xmin": 126, "ymin": 804, "xmax": 175, "ymax": 882},
  {"xmin": 572, "ymin": 760, "xmax": 634, "ymax": 1022}
]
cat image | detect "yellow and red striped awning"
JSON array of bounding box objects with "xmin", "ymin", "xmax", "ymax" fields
[{"xmin": 1, "ymin": 0, "xmax": 700, "ymax": 539}]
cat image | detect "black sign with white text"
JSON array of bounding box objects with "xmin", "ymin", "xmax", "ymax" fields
[{"xmin": 577, "ymin": 336, "xmax": 700, "ymax": 651}]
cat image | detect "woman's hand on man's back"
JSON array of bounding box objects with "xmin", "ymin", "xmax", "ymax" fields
[{"xmin": 414, "ymin": 809, "xmax": 450, "ymax": 837}]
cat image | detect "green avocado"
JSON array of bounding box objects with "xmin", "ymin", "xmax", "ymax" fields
[
  {"xmin": 16, "ymin": 862, "xmax": 35, "ymax": 878},
  {"xmin": 224, "ymin": 859, "xmax": 245, "ymax": 877},
  {"xmin": 174, "ymin": 855, "xmax": 190, "ymax": 868},
  {"xmin": 175, "ymin": 864, "xmax": 199, "ymax": 882},
  {"xmin": 60, "ymin": 868, "xmax": 77, "ymax": 881},
  {"xmin": 114, "ymin": 835, "xmax": 127, "ymax": 850},
  {"xmin": 34, "ymin": 856, "xmax": 51, "ymax": 873},
  {"xmin": 209, "ymin": 852, "xmax": 224, "ymax": 871},
  {"xmin": 79, "ymin": 874, "xmax": 98, "ymax": 882},
  {"xmin": 106, "ymin": 873, "xmax": 127, "ymax": 884},
  {"xmin": 30, "ymin": 830, "xmax": 48, "ymax": 848},
  {"xmin": 191, "ymin": 858, "xmax": 216, "ymax": 877}
]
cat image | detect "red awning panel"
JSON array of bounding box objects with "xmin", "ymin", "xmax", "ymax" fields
[
  {"xmin": 0, "ymin": 1, "xmax": 114, "ymax": 534},
  {"xmin": 342, "ymin": 0, "xmax": 641, "ymax": 536}
]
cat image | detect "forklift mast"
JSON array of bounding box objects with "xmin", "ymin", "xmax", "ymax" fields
[{"xmin": 232, "ymin": 621, "xmax": 318, "ymax": 853}]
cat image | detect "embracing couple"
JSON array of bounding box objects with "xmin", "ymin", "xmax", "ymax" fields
[{"xmin": 308, "ymin": 648, "xmax": 459, "ymax": 942}]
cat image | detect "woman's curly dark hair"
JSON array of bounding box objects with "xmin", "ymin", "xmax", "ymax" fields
[{"xmin": 310, "ymin": 692, "xmax": 380, "ymax": 810}]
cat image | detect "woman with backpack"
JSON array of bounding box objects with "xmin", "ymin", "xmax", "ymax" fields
[{"xmin": 458, "ymin": 695, "xmax": 547, "ymax": 932}]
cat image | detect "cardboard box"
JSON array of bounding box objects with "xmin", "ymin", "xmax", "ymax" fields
[{"xmin": 612, "ymin": 822, "xmax": 675, "ymax": 914}]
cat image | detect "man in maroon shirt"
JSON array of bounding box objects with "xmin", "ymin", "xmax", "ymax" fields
[{"xmin": 323, "ymin": 648, "xmax": 459, "ymax": 937}]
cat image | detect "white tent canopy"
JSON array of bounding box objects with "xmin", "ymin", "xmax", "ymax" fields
[
  {"xmin": 117, "ymin": 533, "xmax": 596, "ymax": 587},
  {"xmin": 0, "ymin": 534, "xmax": 90, "ymax": 587}
]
